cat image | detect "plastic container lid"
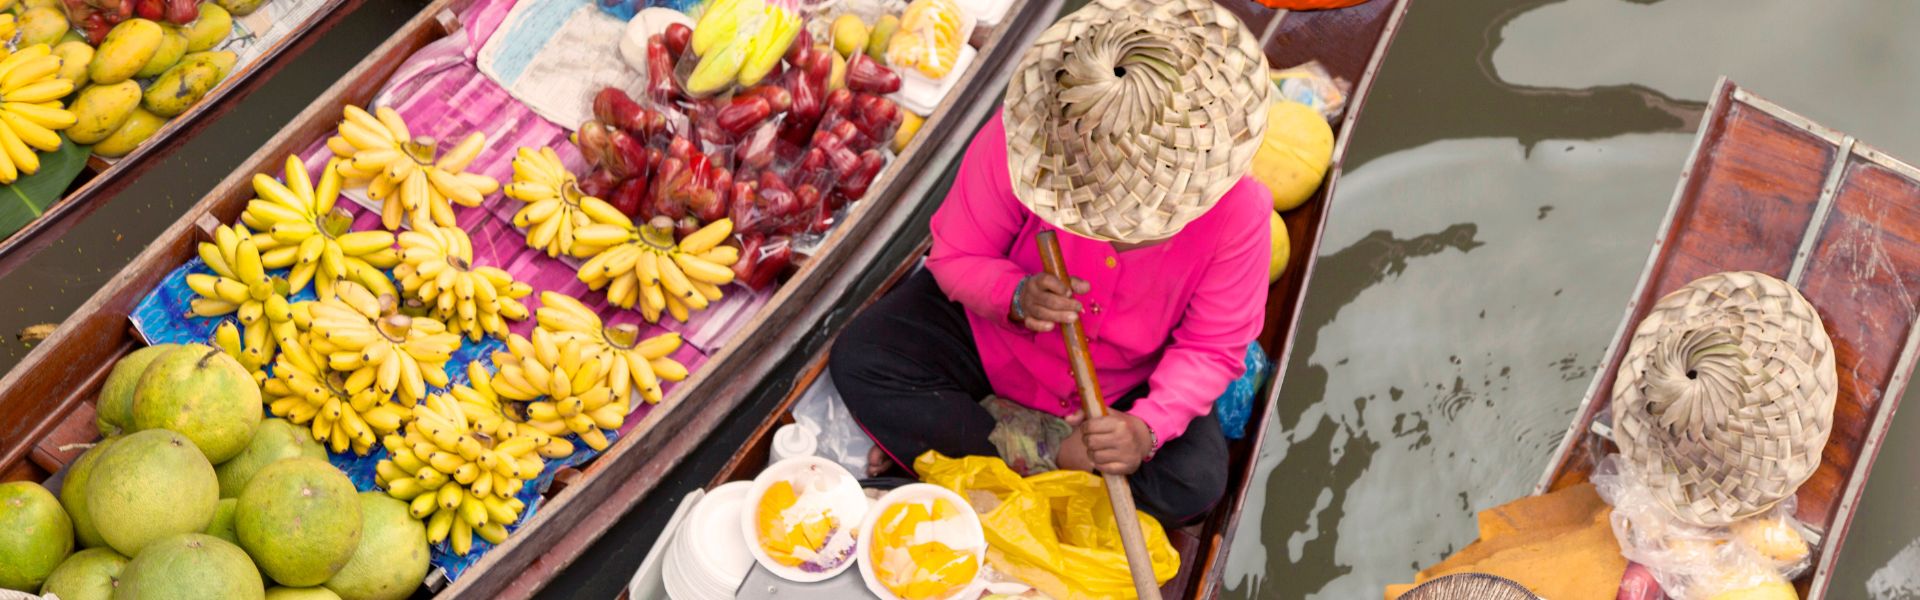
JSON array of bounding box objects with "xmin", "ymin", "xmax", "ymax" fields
[
  {"xmin": 856, "ymin": 484, "xmax": 988, "ymax": 600},
  {"xmin": 740, "ymin": 456, "xmax": 871, "ymax": 583},
  {"xmin": 772, "ymin": 423, "xmax": 821, "ymax": 463},
  {"xmin": 889, "ymin": 44, "xmax": 978, "ymax": 117},
  {"xmin": 952, "ymin": 0, "xmax": 1012, "ymax": 26},
  {"xmin": 620, "ymin": 8, "xmax": 696, "ymax": 74}
]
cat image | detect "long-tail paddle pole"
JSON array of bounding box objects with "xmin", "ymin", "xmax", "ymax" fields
[{"xmin": 1036, "ymin": 230, "xmax": 1162, "ymax": 600}]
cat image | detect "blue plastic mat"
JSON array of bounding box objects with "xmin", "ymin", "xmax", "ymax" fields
[{"xmin": 132, "ymin": 259, "xmax": 615, "ymax": 581}]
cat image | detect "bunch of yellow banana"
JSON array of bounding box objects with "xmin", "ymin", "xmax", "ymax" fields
[
  {"xmin": 532, "ymin": 291, "xmax": 687, "ymax": 405},
  {"xmin": 449, "ymin": 360, "xmax": 577, "ymax": 459},
  {"xmin": 392, "ymin": 225, "xmax": 532, "ymax": 341},
  {"xmin": 572, "ymin": 217, "xmax": 739, "ymax": 323},
  {"xmin": 486, "ymin": 328, "xmax": 625, "ymax": 452},
  {"xmin": 507, "ymin": 146, "xmax": 631, "ymax": 258},
  {"xmin": 188, "ymin": 224, "xmax": 300, "ymax": 372},
  {"xmin": 328, "ymin": 104, "xmax": 500, "ymax": 230},
  {"xmin": 374, "ymin": 391, "xmax": 539, "ymax": 555},
  {"xmin": 240, "ymin": 154, "xmax": 401, "ymax": 300},
  {"xmin": 0, "ymin": 44, "xmax": 76, "ymax": 184},
  {"xmin": 301, "ymin": 280, "xmax": 461, "ymax": 407},
  {"xmin": 262, "ymin": 335, "xmax": 414, "ymax": 455}
]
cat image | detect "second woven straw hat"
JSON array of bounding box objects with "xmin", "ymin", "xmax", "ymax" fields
[
  {"xmin": 1003, "ymin": 0, "xmax": 1272, "ymax": 244},
  {"xmin": 1610, "ymin": 271, "xmax": 1837, "ymax": 528}
]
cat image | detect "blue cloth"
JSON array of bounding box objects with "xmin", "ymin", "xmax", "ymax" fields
[
  {"xmin": 132, "ymin": 259, "xmax": 613, "ymax": 581},
  {"xmin": 1213, "ymin": 342, "xmax": 1271, "ymax": 440}
]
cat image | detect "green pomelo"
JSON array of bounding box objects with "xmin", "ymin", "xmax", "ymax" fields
[
  {"xmin": 87, "ymin": 429, "xmax": 219, "ymax": 556},
  {"xmin": 236, "ymin": 458, "xmax": 362, "ymax": 587},
  {"xmin": 323, "ymin": 493, "xmax": 427, "ymax": 600},
  {"xmin": 267, "ymin": 586, "xmax": 344, "ymax": 600},
  {"xmin": 113, "ymin": 533, "xmax": 263, "ymax": 600},
  {"xmin": 131, "ymin": 344, "xmax": 262, "ymax": 464},
  {"xmin": 0, "ymin": 481, "xmax": 73, "ymax": 591},
  {"xmin": 96, "ymin": 344, "xmax": 182, "ymax": 437},
  {"xmin": 61, "ymin": 437, "xmax": 118, "ymax": 549},
  {"xmin": 39, "ymin": 547, "xmax": 128, "ymax": 600},
  {"xmin": 204, "ymin": 498, "xmax": 239, "ymax": 545},
  {"xmin": 217, "ymin": 418, "xmax": 326, "ymax": 498}
]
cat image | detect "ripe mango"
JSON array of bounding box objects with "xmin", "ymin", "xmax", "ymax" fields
[
  {"xmin": 67, "ymin": 81, "xmax": 143, "ymax": 145},
  {"xmin": 17, "ymin": 6, "xmax": 68, "ymax": 47},
  {"xmin": 88, "ymin": 18, "xmax": 164, "ymax": 85},
  {"xmin": 51, "ymin": 40, "xmax": 93, "ymax": 86},
  {"xmin": 179, "ymin": 49, "xmax": 238, "ymax": 78},
  {"xmin": 213, "ymin": 0, "xmax": 264, "ymax": 16},
  {"xmin": 91, "ymin": 106, "xmax": 167, "ymax": 158},
  {"xmin": 144, "ymin": 60, "xmax": 223, "ymax": 117},
  {"xmin": 831, "ymin": 14, "xmax": 867, "ymax": 58},
  {"xmin": 867, "ymin": 15, "xmax": 899, "ymax": 61},
  {"xmin": 181, "ymin": 3, "xmax": 233, "ymax": 52},
  {"xmin": 136, "ymin": 29, "xmax": 189, "ymax": 79},
  {"xmin": 21, "ymin": 0, "xmax": 58, "ymax": 11}
]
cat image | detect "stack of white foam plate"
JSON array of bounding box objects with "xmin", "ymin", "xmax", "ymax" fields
[{"xmin": 663, "ymin": 481, "xmax": 755, "ymax": 600}]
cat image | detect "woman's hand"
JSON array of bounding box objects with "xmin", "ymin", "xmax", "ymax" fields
[
  {"xmin": 1012, "ymin": 274, "xmax": 1091, "ymax": 332},
  {"xmin": 1055, "ymin": 410, "xmax": 1153, "ymax": 476}
]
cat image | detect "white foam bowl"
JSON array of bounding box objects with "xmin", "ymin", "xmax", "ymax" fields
[
  {"xmin": 739, "ymin": 456, "xmax": 871, "ymax": 583},
  {"xmin": 856, "ymin": 484, "xmax": 988, "ymax": 600}
]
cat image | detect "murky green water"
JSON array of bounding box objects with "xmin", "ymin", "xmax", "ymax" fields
[{"xmin": 1223, "ymin": 1, "xmax": 1920, "ymax": 598}]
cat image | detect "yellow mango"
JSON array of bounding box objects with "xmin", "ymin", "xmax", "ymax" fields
[
  {"xmin": 1269, "ymin": 211, "xmax": 1289, "ymax": 282},
  {"xmin": 181, "ymin": 3, "xmax": 232, "ymax": 52},
  {"xmin": 90, "ymin": 107, "xmax": 166, "ymax": 158},
  {"xmin": 212, "ymin": 0, "xmax": 264, "ymax": 16},
  {"xmin": 135, "ymin": 29, "xmax": 188, "ymax": 79},
  {"xmin": 178, "ymin": 50, "xmax": 237, "ymax": 79},
  {"xmin": 20, "ymin": 0, "xmax": 58, "ymax": 11},
  {"xmin": 51, "ymin": 40, "xmax": 92, "ymax": 86},
  {"xmin": 16, "ymin": 6, "xmax": 67, "ymax": 47},
  {"xmin": 143, "ymin": 61, "xmax": 224, "ymax": 117},
  {"xmin": 89, "ymin": 19, "xmax": 164, "ymax": 85},
  {"xmin": 66, "ymin": 80, "xmax": 141, "ymax": 145}
]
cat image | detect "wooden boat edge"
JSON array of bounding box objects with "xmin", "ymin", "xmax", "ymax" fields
[
  {"xmin": 1196, "ymin": 0, "xmax": 1411, "ymax": 596},
  {"xmin": 0, "ymin": 0, "xmax": 365, "ymax": 277}
]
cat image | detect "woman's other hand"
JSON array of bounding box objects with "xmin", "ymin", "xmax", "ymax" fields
[{"xmin": 1013, "ymin": 274, "xmax": 1091, "ymax": 332}]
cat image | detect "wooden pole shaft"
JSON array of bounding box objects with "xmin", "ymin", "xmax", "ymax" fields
[{"xmin": 1036, "ymin": 230, "xmax": 1162, "ymax": 600}]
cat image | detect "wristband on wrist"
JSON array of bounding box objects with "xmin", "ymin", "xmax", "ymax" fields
[{"xmin": 1010, "ymin": 275, "xmax": 1031, "ymax": 322}]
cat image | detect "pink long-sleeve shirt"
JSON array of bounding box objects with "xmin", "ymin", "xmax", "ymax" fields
[{"xmin": 927, "ymin": 112, "xmax": 1271, "ymax": 448}]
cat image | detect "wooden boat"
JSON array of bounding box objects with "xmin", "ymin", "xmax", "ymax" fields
[
  {"xmin": 1536, "ymin": 78, "xmax": 1920, "ymax": 600},
  {"xmin": 701, "ymin": 1, "xmax": 1411, "ymax": 598},
  {"xmin": 0, "ymin": 0, "xmax": 362, "ymax": 276},
  {"xmin": 0, "ymin": 0, "xmax": 1064, "ymax": 597}
]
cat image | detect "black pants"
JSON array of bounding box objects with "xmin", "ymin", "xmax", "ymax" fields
[{"xmin": 830, "ymin": 269, "xmax": 1228, "ymax": 525}]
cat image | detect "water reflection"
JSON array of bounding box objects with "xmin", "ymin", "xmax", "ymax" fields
[{"xmin": 1226, "ymin": 0, "xmax": 1920, "ymax": 597}]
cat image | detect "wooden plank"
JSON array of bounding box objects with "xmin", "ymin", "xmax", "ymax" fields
[{"xmin": 0, "ymin": 0, "xmax": 366, "ymax": 277}]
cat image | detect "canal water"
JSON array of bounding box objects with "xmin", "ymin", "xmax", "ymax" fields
[{"xmin": 1221, "ymin": 0, "xmax": 1920, "ymax": 598}]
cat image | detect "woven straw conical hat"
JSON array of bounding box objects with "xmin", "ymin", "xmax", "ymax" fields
[
  {"xmin": 1610, "ymin": 271, "xmax": 1837, "ymax": 528},
  {"xmin": 1003, "ymin": 0, "xmax": 1272, "ymax": 244}
]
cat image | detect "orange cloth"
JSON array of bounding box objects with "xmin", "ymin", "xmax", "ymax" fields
[{"xmin": 1384, "ymin": 483, "xmax": 1625, "ymax": 600}]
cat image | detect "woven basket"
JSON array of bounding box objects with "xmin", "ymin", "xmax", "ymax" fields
[
  {"xmin": 1401, "ymin": 573, "xmax": 1539, "ymax": 600},
  {"xmin": 1002, "ymin": 0, "xmax": 1272, "ymax": 244},
  {"xmin": 1610, "ymin": 271, "xmax": 1837, "ymax": 528}
]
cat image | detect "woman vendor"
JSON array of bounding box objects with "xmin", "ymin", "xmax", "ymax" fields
[{"xmin": 830, "ymin": 0, "xmax": 1274, "ymax": 525}]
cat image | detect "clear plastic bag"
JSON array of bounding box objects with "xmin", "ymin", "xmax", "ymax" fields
[
  {"xmin": 792, "ymin": 369, "xmax": 874, "ymax": 476},
  {"xmin": 1593, "ymin": 455, "xmax": 1813, "ymax": 600},
  {"xmin": 884, "ymin": 0, "xmax": 969, "ymax": 81},
  {"xmin": 1270, "ymin": 61, "xmax": 1350, "ymax": 122}
]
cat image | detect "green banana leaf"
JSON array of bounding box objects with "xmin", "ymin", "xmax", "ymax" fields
[{"xmin": 0, "ymin": 137, "xmax": 92, "ymax": 240}]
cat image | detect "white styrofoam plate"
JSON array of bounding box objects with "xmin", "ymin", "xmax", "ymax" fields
[
  {"xmin": 740, "ymin": 456, "xmax": 870, "ymax": 583},
  {"xmin": 856, "ymin": 484, "xmax": 987, "ymax": 600}
]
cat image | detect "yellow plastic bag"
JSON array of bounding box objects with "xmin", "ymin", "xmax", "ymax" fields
[{"xmin": 915, "ymin": 452, "xmax": 1181, "ymax": 600}]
